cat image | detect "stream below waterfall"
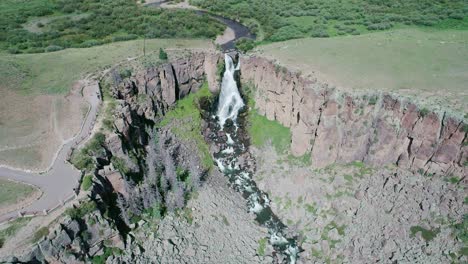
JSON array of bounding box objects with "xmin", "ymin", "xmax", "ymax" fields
[{"xmin": 205, "ymin": 54, "xmax": 300, "ymax": 263}]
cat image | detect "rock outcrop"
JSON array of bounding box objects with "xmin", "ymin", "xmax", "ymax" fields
[{"xmin": 239, "ymin": 56, "xmax": 467, "ymax": 177}]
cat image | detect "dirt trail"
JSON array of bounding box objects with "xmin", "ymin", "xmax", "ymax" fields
[{"xmin": 0, "ymin": 80, "xmax": 100, "ymax": 223}]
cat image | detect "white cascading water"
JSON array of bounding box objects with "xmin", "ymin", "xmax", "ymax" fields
[
  {"xmin": 213, "ymin": 54, "xmax": 299, "ymax": 264},
  {"xmin": 216, "ymin": 54, "xmax": 245, "ymax": 127}
]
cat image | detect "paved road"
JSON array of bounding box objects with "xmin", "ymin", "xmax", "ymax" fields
[{"xmin": 0, "ymin": 80, "xmax": 101, "ymax": 223}]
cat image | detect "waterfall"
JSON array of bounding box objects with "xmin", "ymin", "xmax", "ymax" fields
[
  {"xmin": 209, "ymin": 53, "xmax": 300, "ymax": 263},
  {"xmin": 216, "ymin": 54, "xmax": 245, "ymax": 127}
]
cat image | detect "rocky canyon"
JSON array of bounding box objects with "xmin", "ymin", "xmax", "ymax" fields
[{"xmin": 2, "ymin": 51, "xmax": 466, "ymax": 264}]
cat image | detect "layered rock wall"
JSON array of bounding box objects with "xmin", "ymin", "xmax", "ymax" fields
[{"xmin": 240, "ymin": 56, "xmax": 467, "ymax": 177}]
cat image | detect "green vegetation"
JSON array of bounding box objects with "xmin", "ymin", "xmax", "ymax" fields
[
  {"xmin": 320, "ymin": 221, "xmax": 345, "ymax": 249},
  {"xmin": 257, "ymin": 237, "xmax": 267, "ymax": 256},
  {"xmin": 0, "ymin": 179, "xmax": 37, "ymax": 208},
  {"xmin": 348, "ymin": 161, "xmax": 373, "ymax": 178},
  {"xmin": 248, "ymin": 110, "xmax": 291, "ymax": 154},
  {"xmin": 0, "ymin": 39, "xmax": 211, "ymax": 95},
  {"xmin": 192, "ymin": 0, "xmax": 467, "ymax": 43},
  {"xmin": 159, "ymin": 48, "xmax": 168, "ymax": 60},
  {"xmin": 448, "ymin": 176, "xmax": 461, "ymax": 184},
  {"xmin": 0, "ymin": 0, "xmax": 224, "ymax": 53},
  {"xmin": 71, "ymin": 132, "xmax": 106, "ymax": 172},
  {"xmin": 451, "ymin": 214, "xmax": 468, "ymax": 244},
  {"xmin": 285, "ymin": 153, "xmax": 312, "ymax": 167},
  {"xmin": 65, "ymin": 201, "xmax": 97, "ymax": 220},
  {"xmin": 91, "ymin": 247, "xmax": 123, "ymax": 264},
  {"xmin": 32, "ymin": 226, "xmax": 49, "ymax": 244},
  {"xmin": 81, "ymin": 175, "xmax": 93, "ymax": 191},
  {"xmin": 111, "ymin": 156, "xmax": 131, "ymax": 175},
  {"xmin": 235, "ymin": 38, "xmax": 256, "ymax": 53},
  {"xmin": 0, "ymin": 217, "xmax": 31, "ymax": 248},
  {"xmin": 410, "ymin": 225, "xmax": 440, "ymax": 242},
  {"xmin": 159, "ymin": 82, "xmax": 213, "ymax": 170},
  {"xmin": 305, "ymin": 203, "xmax": 317, "ymax": 215},
  {"xmin": 216, "ymin": 59, "xmax": 225, "ymax": 82}
]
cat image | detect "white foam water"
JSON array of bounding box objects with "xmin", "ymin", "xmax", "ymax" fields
[
  {"xmin": 217, "ymin": 54, "xmax": 245, "ymax": 127},
  {"xmin": 212, "ymin": 54, "xmax": 299, "ymax": 264}
]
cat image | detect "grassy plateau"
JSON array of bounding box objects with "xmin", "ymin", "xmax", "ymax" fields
[{"xmin": 256, "ymin": 28, "xmax": 468, "ymax": 113}]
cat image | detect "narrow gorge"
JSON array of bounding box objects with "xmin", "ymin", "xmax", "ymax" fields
[{"xmin": 3, "ymin": 50, "xmax": 466, "ymax": 264}]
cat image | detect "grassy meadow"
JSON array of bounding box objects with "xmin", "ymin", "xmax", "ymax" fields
[
  {"xmin": 192, "ymin": 0, "xmax": 467, "ymax": 43},
  {"xmin": 256, "ymin": 28, "xmax": 468, "ymax": 113},
  {"xmin": 0, "ymin": 38, "xmax": 212, "ymax": 95}
]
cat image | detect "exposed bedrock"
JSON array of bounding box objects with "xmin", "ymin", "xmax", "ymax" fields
[{"xmin": 239, "ymin": 56, "xmax": 467, "ymax": 177}]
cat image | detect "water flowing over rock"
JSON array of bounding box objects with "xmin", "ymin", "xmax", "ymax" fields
[
  {"xmin": 211, "ymin": 54, "xmax": 300, "ymax": 263},
  {"xmin": 217, "ymin": 54, "xmax": 245, "ymax": 127}
]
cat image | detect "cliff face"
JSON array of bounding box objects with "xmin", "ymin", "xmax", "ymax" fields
[
  {"xmin": 240, "ymin": 56, "xmax": 467, "ymax": 177},
  {"xmin": 4, "ymin": 52, "xmax": 220, "ymax": 264}
]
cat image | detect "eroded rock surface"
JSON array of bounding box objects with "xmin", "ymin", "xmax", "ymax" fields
[
  {"xmin": 114, "ymin": 171, "xmax": 269, "ymax": 264},
  {"xmin": 253, "ymin": 146, "xmax": 467, "ymax": 263},
  {"xmin": 240, "ymin": 56, "xmax": 467, "ymax": 177}
]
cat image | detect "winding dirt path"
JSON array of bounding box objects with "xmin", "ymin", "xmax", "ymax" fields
[{"xmin": 0, "ymin": 80, "xmax": 100, "ymax": 223}]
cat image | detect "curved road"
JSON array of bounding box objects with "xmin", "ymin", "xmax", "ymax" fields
[
  {"xmin": 0, "ymin": 2, "xmax": 255, "ymax": 223},
  {"xmin": 0, "ymin": 80, "xmax": 100, "ymax": 223}
]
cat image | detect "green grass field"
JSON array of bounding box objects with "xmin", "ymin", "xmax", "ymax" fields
[
  {"xmin": 192, "ymin": 0, "xmax": 467, "ymax": 43},
  {"xmin": 256, "ymin": 28, "xmax": 468, "ymax": 113},
  {"xmin": 0, "ymin": 179, "xmax": 37, "ymax": 208},
  {"xmin": 0, "ymin": 38, "xmax": 212, "ymax": 95}
]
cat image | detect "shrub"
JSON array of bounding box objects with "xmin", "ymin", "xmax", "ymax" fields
[
  {"xmin": 159, "ymin": 48, "xmax": 168, "ymax": 60},
  {"xmin": 368, "ymin": 96, "xmax": 378, "ymax": 105},
  {"xmin": 81, "ymin": 175, "xmax": 93, "ymax": 191},
  {"xmin": 65, "ymin": 201, "xmax": 97, "ymax": 219},
  {"xmin": 216, "ymin": 60, "xmax": 225, "ymax": 81},
  {"xmin": 235, "ymin": 38, "xmax": 256, "ymax": 53},
  {"xmin": 419, "ymin": 108, "xmax": 430, "ymax": 117},
  {"xmin": 111, "ymin": 156, "xmax": 130, "ymax": 175},
  {"xmin": 410, "ymin": 226, "xmax": 440, "ymax": 242}
]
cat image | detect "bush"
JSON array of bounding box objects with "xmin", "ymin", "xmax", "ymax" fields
[
  {"xmin": 81, "ymin": 175, "xmax": 93, "ymax": 191},
  {"xmin": 111, "ymin": 156, "xmax": 130, "ymax": 174},
  {"xmin": 235, "ymin": 38, "xmax": 256, "ymax": 53},
  {"xmin": 65, "ymin": 201, "xmax": 97, "ymax": 219},
  {"xmin": 159, "ymin": 48, "xmax": 168, "ymax": 60}
]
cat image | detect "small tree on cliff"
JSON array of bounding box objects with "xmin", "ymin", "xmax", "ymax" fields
[{"xmin": 159, "ymin": 48, "xmax": 168, "ymax": 60}]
